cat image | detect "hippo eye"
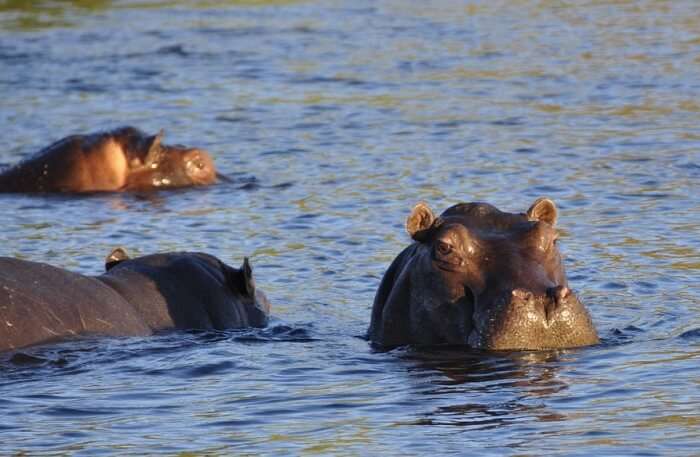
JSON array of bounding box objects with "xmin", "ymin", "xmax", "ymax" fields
[{"xmin": 435, "ymin": 240, "xmax": 453, "ymax": 256}]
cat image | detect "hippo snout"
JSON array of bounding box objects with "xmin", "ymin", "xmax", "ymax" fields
[
  {"xmin": 183, "ymin": 149, "xmax": 217, "ymax": 185},
  {"xmin": 473, "ymin": 287, "xmax": 599, "ymax": 350},
  {"xmin": 509, "ymin": 286, "xmax": 570, "ymax": 325}
]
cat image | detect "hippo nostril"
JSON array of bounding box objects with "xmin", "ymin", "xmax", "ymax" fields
[
  {"xmin": 547, "ymin": 285, "xmax": 570, "ymax": 305},
  {"xmin": 512, "ymin": 288, "xmax": 534, "ymax": 302},
  {"xmin": 544, "ymin": 299, "xmax": 558, "ymax": 323},
  {"xmin": 543, "ymin": 286, "xmax": 570, "ymax": 323}
]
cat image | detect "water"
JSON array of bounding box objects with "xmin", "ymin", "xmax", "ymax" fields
[{"xmin": 1, "ymin": 0, "xmax": 699, "ymax": 454}]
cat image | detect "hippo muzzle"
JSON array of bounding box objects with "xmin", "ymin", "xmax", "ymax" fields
[{"xmin": 468, "ymin": 286, "xmax": 598, "ymax": 350}]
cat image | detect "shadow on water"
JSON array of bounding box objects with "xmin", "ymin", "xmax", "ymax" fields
[
  {"xmin": 0, "ymin": 171, "xmax": 268, "ymax": 209},
  {"xmin": 388, "ymin": 346, "xmax": 593, "ymax": 429},
  {"xmin": 679, "ymin": 328, "xmax": 700, "ymax": 341},
  {"xmin": 385, "ymin": 321, "xmax": 676, "ymax": 432},
  {"xmin": 0, "ymin": 323, "xmax": 315, "ymax": 381}
]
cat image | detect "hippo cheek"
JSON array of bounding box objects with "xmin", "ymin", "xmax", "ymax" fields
[
  {"xmin": 250, "ymin": 289, "xmax": 271, "ymax": 327},
  {"xmin": 456, "ymin": 286, "xmax": 477, "ymax": 344}
]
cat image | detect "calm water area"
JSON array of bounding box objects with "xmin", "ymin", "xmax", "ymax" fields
[{"xmin": 1, "ymin": 0, "xmax": 699, "ymax": 455}]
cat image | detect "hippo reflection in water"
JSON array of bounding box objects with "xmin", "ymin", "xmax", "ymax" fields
[
  {"xmin": 0, "ymin": 127, "xmax": 217, "ymax": 193},
  {"xmin": 0, "ymin": 249, "xmax": 270, "ymax": 352},
  {"xmin": 368, "ymin": 198, "xmax": 599, "ymax": 350}
]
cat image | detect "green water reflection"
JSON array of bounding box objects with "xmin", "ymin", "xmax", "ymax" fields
[{"xmin": 0, "ymin": 0, "xmax": 303, "ymax": 30}]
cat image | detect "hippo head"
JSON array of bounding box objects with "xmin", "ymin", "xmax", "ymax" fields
[
  {"xmin": 226, "ymin": 256, "xmax": 272, "ymax": 327},
  {"xmin": 105, "ymin": 248, "xmax": 270, "ymax": 328},
  {"xmin": 123, "ymin": 130, "xmax": 217, "ymax": 189},
  {"xmin": 368, "ymin": 198, "xmax": 599, "ymax": 351}
]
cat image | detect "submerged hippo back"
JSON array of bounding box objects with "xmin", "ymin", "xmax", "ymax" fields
[
  {"xmin": 368, "ymin": 198, "xmax": 599, "ymax": 350},
  {"xmin": 0, "ymin": 131, "xmax": 130, "ymax": 192},
  {"xmin": 0, "ymin": 257, "xmax": 150, "ymax": 351},
  {"xmin": 0, "ymin": 251, "xmax": 270, "ymax": 352}
]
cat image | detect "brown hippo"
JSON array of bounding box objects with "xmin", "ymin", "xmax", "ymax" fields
[
  {"xmin": 368, "ymin": 198, "xmax": 599, "ymax": 350},
  {"xmin": 0, "ymin": 249, "xmax": 270, "ymax": 351},
  {"xmin": 0, "ymin": 127, "xmax": 217, "ymax": 192}
]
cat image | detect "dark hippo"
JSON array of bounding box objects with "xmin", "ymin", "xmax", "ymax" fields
[
  {"xmin": 0, "ymin": 249, "xmax": 270, "ymax": 351},
  {"xmin": 0, "ymin": 126, "xmax": 217, "ymax": 193},
  {"xmin": 368, "ymin": 198, "xmax": 599, "ymax": 350}
]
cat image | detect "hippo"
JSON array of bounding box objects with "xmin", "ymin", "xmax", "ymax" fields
[
  {"xmin": 368, "ymin": 198, "xmax": 599, "ymax": 350},
  {"xmin": 0, "ymin": 249, "xmax": 270, "ymax": 351},
  {"xmin": 0, "ymin": 126, "xmax": 217, "ymax": 193}
]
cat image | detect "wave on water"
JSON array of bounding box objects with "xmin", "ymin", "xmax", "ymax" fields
[{"xmin": 0, "ymin": 322, "xmax": 317, "ymax": 372}]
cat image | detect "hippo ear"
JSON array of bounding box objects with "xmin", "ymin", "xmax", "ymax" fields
[
  {"xmin": 242, "ymin": 257, "xmax": 255, "ymax": 295},
  {"xmin": 406, "ymin": 202, "xmax": 436, "ymax": 241},
  {"xmin": 144, "ymin": 129, "xmax": 165, "ymax": 164},
  {"xmin": 105, "ymin": 247, "xmax": 130, "ymax": 271},
  {"xmin": 229, "ymin": 257, "xmax": 256, "ymax": 297},
  {"xmin": 527, "ymin": 198, "xmax": 558, "ymax": 226}
]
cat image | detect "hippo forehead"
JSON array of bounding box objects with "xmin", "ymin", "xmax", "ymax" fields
[
  {"xmin": 431, "ymin": 204, "xmax": 561, "ymax": 264},
  {"xmin": 437, "ymin": 202, "xmax": 532, "ymax": 235},
  {"xmin": 160, "ymin": 144, "xmax": 195, "ymax": 154}
]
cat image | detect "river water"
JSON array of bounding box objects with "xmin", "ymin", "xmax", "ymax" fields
[{"xmin": 1, "ymin": 1, "xmax": 699, "ymax": 455}]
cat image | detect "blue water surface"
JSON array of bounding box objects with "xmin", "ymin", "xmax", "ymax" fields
[{"xmin": 1, "ymin": 1, "xmax": 699, "ymax": 455}]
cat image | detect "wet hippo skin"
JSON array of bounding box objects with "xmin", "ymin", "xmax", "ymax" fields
[
  {"xmin": 0, "ymin": 126, "xmax": 217, "ymax": 192},
  {"xmin": 0, "ymin": 249, "xmax": 270, "ymax": 351},
  {"xmin": 368, "ymin": 198, "xmax": 599, "ymax": 350}
]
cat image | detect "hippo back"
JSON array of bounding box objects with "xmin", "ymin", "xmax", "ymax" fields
[{"xmin": 0, "ymin": 257, "xmax": 150, "ymax": 351}]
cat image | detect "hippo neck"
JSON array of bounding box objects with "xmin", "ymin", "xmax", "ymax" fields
[{"xmin": 96, "ymin": 271, "xmax": 173, "ymax": 331}]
